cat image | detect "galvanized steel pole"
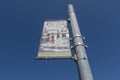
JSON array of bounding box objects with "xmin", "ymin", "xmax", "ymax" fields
[{"xmin": 68, "ymin": 4, "xmax": 93, "ymax": 80}]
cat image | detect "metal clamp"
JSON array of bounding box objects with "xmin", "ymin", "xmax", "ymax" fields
[
  {"xmin": 73, "ymin": 54, "xmax": 78, "ymax": 62},
  {"xmin": 70, "ymin": 35, "xmax": 85, "ymax": 41},
  {"xmin": 67, "ymin": 18, "xmax": 70, "ymax": 23},
  {"xmin": 71, "ymin": 43, "xmax": 88, "ymax": 50}
]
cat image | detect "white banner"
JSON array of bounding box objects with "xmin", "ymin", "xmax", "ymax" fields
[{"xmin": 37, "ymin": 20, "xmax": 71, "ymax": 59}]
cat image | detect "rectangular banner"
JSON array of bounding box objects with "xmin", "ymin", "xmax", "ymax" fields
[{"xmin": 37, "ymin": 20, "xmax": 71, "ymax": 59}]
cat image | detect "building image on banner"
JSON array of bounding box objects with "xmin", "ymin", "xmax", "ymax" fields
[{"xmin": 37, "ymin": 20, "xmax": 71, "ymax": 58}]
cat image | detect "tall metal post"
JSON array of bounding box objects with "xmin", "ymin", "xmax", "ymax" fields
[{"xmin": 68, "ymin": 4, "xmax": 93, "ymax": 80}]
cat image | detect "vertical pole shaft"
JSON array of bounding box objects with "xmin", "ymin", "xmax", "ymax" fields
[{"xmin": 68, "ymin": 4, "xmax": 93, "ymax": 80}]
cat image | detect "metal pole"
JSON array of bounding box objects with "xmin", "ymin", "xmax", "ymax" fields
[{"xmin": 68, "ymin": 4, "xmax": 93, "ymax": 80}]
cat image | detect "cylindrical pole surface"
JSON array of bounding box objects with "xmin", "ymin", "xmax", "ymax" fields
[{"xmin": 68, "ymin": 4, "xmax": 93, "ymax": 80}]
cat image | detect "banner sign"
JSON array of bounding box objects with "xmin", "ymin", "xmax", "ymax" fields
[{"xmin": 37, "ymin": 20, "xmax": 71, "ymax": 59}]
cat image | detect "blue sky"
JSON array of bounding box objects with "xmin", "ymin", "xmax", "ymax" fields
[{"xmin": 0, "ymin": 0, "xmax": 120, "ymax": 80}]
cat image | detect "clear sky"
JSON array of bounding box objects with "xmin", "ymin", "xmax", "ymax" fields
[{"xmin": 0, "ymin": 0, "xmax": 120, "ymax": 80}]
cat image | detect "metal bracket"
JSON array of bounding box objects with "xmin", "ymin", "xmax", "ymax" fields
[
  {"xmin": 73, "ymin": 54, "xmax": 78, "ymax": 62},
  {"xmin": 67, "ymin": 18, "xmax": 70, "ymax": 23},
  {"xmin": 81, "ymin": 44, "xmax": 88, "ymax": 49},
  {"xmin": 72, "ymin": 54, "xmax": 88, "ymax": 62},
  {"xmin": 71, "ymin": 43, "xmax": 88, "ymax": 50}
]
